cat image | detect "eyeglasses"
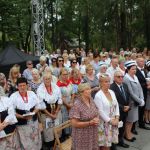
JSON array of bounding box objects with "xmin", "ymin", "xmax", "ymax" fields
[
  {"xmin": 27, "ymin": 63, "xmax": 33, "ymax": 65},
  {"xmin": 62, "ymin": 74, "xmax": 68, "ymax": 76},
  {"xmin": 58, "ymin": 60, "xmax": 64, "ymax": 62},
  {"xmin": 52, "ymin": 60, "xmax": 56, "ymax": 62},
  {"xmin": 72, "ymin": 62, "xmax": 77, "ymax": 64},
  {"xmin": 116, "ymin": 75, "xmax": 124, "ymax": 78}
]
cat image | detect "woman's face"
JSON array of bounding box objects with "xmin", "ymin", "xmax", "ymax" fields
[
  {"xmin": 100, "ymin": 66, "xmax": 107, "ymax": 73},
  {"xmin": 57, "ymin": 58, "xmax": 64, "ymax": 66},
  {"xmin": 87, "ymin": 68, "xmax": 94, "ymax": 75},
  {"xmin": 52, "ymin": 59, "xmax": 57, "ymax": 66},
  {"xmin": 84, "ymin": 59, "xmax": 89, "ymax": 65},
  {"xmin": 101, "ymin": 76, "xmax": 110, "ymax": 90},
  {"xmin": 44, "ymin": 76, "xmax": 52, "ymax": 87},
  {"xmin": 61, "ymin": 71, "xmax": 69, "ymax": 81},
  {"xmin": 72, "ymin": 71, "xmax": 80, "ymax": 79},
  {"xmin": 71, "ymin": 60, "xmax": 77, "ymax": 67},
  {"xmin": 27, "ymin": 62, "xmax": 33, "ymax": 69},
  {"xmin": 82, "ymin": 87, "xmax": 91, "ymax": 98},
  {"xmin": 12, "ymin": 70, "xmax": 19, "ymax": 78},
  {"xmin": 32, "ymin": 72, "xmax": 39, "ymax": 80},
  {"xmin": 0, "ymin": 75, "xmax": 6, "ymax": 84},
  {"xmin": 128, "ymin": 65, "xmax": 137, "ymax": 76}
]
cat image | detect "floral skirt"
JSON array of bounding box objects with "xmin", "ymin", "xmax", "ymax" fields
[
  {"xmin": 0, "ymin": 131, "xmax": 21, "ymax": 150},
  {"xmin": 98, "ymin": 122, "xmax": 118, "ymax": 147},
  {"xmin": 16, "ymin": 120, "xmax": 42, "ymax": 150}
]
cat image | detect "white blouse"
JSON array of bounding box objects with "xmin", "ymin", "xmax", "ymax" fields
[
  {"xmin": 0, "ymin": 96, "xmax": 17, "ymax": 124},
  {"xmin": 10, "ymin": 91, "xmax": 40, "ymax": 111},
  {"xmin": 94, "ymin": 89, "xmax": 120, "ymax": 122},
  {"xmin": 37, "ymin": 82, "xmax": 62, "ymax": 110}
]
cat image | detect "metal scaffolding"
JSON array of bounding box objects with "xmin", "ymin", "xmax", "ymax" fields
[{"xmin": 31, "ymin": 0, "xmax": 45, "ymax": 55}]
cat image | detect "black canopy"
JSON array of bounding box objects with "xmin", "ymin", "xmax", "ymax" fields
[
  {"xmin": 0, "ymin": 45, "xmax": 39, "ymax": 66},
  {"xmin": 0, "ymin": 44, "xmax": 39, "ymax": 76}
]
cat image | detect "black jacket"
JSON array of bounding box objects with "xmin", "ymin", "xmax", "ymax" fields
[
  {"xmin": 136, "ymin": 68, "xmax": 147, "ymax": 100},
  {"xmin": 110, "ymin": 82, "xmax": 130, "ymax": 116}
]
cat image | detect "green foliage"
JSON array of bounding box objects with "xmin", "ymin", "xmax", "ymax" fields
[{"xmin": 0, "ymin": 0, "xmax": 150, "ymax": 51}]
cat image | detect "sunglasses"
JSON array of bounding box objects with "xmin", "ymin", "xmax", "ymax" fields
[
  {"xmin": 116, "ymin": 75, "xmax": 124, "ymax": 78},
  {"xmin": 52, "ymin": 60, "xmax": 56, "ymax": 62},
  {"xmin": 58, "ymin": 60, "xmax": 64, "ymax": 62},
  {"xmin": 72, "ymin": 62, "xmax": 77, "ymax": 64}
]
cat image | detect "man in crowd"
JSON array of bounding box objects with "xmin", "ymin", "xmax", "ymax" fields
[
  {"xmin": 136, "ymin": 57, "xmax": 150, "ymax": 130},
  {"xmin": 110, "ymin": 71, "xmax": 130, "ymax": 149},
  {"xmin": 106, "ymin": 58, "xmax": 119, "ymax": 84}
]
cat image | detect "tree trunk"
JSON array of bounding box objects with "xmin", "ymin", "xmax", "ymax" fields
[
  {"xmin": 120, "ymin": 0, "xmax": 126, "ymax": 49},
  {"xmin": 17, "ymin": 17, "xmax": 24, "ymax": 50},
  {"xmin": 144, "ymin": 0, "xmax": 150, "ymax": 49}
]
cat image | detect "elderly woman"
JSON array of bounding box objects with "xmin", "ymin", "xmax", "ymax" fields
[
  {"xmin": 23, "ymin": 60, "xmax": 34, "ymax": 81},
  {"xmin": 63, "ymin": 53, "xmax": 70, "ymax": 69},
  {"xmin": 96, "ymin": 62, "xmax": 107, "ymax": 79},
  {"xmin": 69, "ymin": 83, "xmax": 99, "ymax": 150},
  {"xmin": 69, "ymin": 49, "xmax": 76, "ymax": 60},
  {"xmin": 37, "ymin": 72, "xmax": 62, "ymax": 149},
  {"xmin": 83, "ymin": 64, "xmax": 100, "ymax": 98},
  {"xmin": 36, "ymin": 55, "xmax": 48, "ymax": 75},
  {"xmin": 0, "ymin": 92, "xmax": 19, "ymax": 149},
  {"xmin": 0, "ymin": 73, "xmax": 8, "ymax": 94},
  {"xmin": 28, "ymin": 68, "xmax": 41, "ymax": 93},
  {"xmin": 10, "ymin": 77, "xmax": 42, "ymax": 150},
  {"xmin": 123, "ymin": 61, "xmax": 144, "ymax": 141},
  {"xmin": 94, "ymin": 73, "xmax": 120, "ymax": 150},
  {"xmin": 70, "ymin": 68, "xmax": 81, "ymax": 95},
  {"xmin": 91, "ymin": 53, "xmax": 101, "ymax": 75},
  {"xmin": 44, "ymin": 66, "xmax": 58, "ymax": 83},
  {"xmin": 79, "ymin": 57, "xmax": 90, "ymax": 76},
  {"xmin": 57, "ymin": 68, "xmax": 74, "ymax": 136}
]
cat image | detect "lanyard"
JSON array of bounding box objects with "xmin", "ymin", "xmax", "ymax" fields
[
  {"xmin": 46, "ymin": 86, "xmax": 52, "ymax": 95},
  {"xmin": 19, "ymin": 92, "xmax": 28, "ymax": 103}
]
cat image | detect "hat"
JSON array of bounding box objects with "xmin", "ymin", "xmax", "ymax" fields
[
  {"xmin": 99, "ymin": 61, "xmax": 107, "ymax": 67},
  {"xmin": 146, "ymin": 60, "xmax": 150, "ymax": 67},
  {"xmin": 124, "ymin": 60, "xmax": 137, "ymax": 68}
]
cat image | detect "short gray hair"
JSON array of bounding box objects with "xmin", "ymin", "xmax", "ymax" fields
[{"xmin": 78, "ymin": 83, "xmax": 91, "ymax": 93}]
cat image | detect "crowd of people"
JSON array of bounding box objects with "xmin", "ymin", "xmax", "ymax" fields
[{"xmin": 0, "ymin": 47, "xmax": 150, "ymax": 150}]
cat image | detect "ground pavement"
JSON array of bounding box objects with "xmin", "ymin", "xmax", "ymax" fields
[{"xmin": 119, "ymin": 125, "xmax": 150, "ymax": 150}]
